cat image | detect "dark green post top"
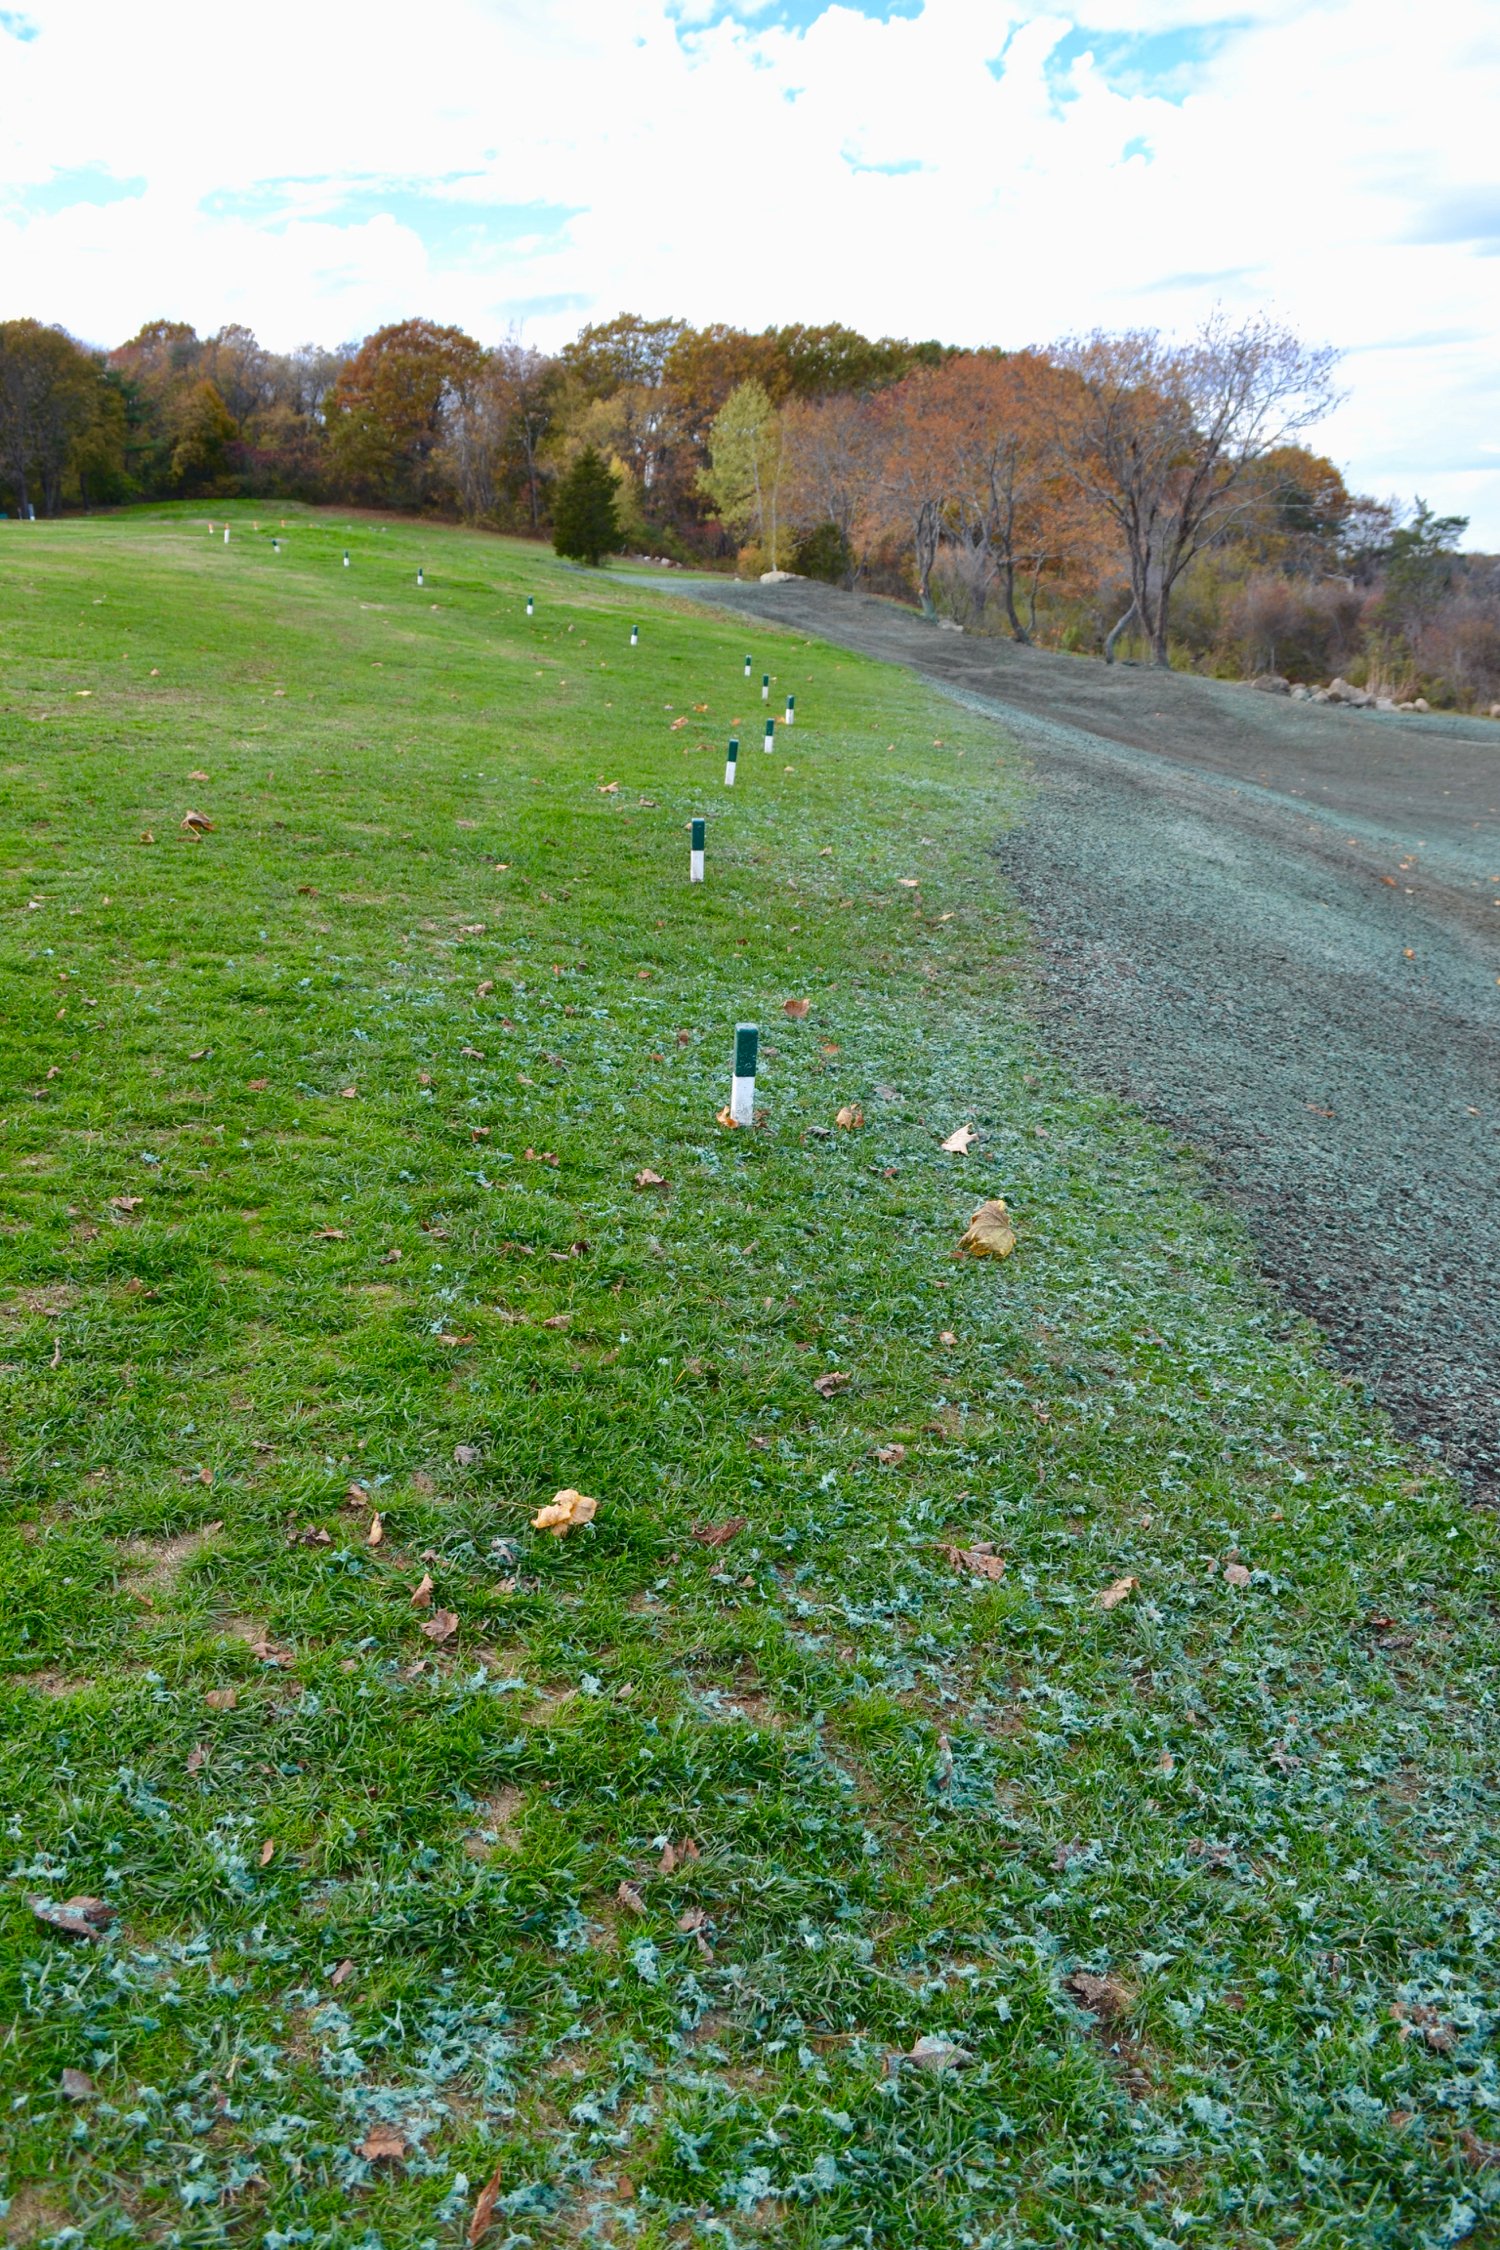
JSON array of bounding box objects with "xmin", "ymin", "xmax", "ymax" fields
[
  {"xmin": 734, "ymin": 1024, "xmax": 759, "ymax": 1077},
  {"xmin": 691, "ymin": 818, "xmax": 706, "ymax": 849}
]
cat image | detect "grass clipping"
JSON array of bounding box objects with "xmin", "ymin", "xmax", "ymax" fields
[{"xmin": 957, "ymin": 1198, "xmax": 1016, "ymax": 1259}]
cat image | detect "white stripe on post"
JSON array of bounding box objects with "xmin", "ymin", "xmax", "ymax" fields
[
  {"xmin": 690, "ymin": 816, "xmax": 705, "ymax": 883},
  {"xmin": 724, "ymin": 736, "xmax": 739, "ymax": 788},
  {"xmin": 343, "ymin": 550, "xmax": 350, "ymax": 567},
  {"xmin": 761, "ymin": 674, "xmax": 770, "ymax": 702},
  {"xmin": 744, "ymin": 655, "xmax": 752, "ymax": 677},
  {"xmin": 730, "ymin": 1023, "xmax": 758, "ymax": 1126},
  {"xmin": 630, "ymin": 625, "xmax": 639, "ymax": 647},
  {"xmin": 763, "ymin": 717, "xmax": 775, "ymax": 752},
  {"xmin": 526, "ymin": 597, "xmax": 534, "ymax": 617},
  {"xmin": 785, "ymin": 694, "xmax": 795, "ymax": 726}
]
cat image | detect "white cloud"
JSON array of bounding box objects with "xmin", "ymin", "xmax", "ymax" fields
[{"xmin": 1, "ymin": 0, "xmax": 1495, "ymax": 538}]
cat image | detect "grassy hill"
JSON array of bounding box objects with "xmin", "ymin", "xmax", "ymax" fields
[{"xmin": 0, "ymin": 504, "xmax": 1494, "ymax": 2247}]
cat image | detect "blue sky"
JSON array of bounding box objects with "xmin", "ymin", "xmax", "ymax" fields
[{"xmin": 0, "ymin": 0, "xmax": 1495, "ymax": 539}]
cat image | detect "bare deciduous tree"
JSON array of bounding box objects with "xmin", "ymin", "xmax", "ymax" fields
[{"xmin": 1050, "ymin": 314, "xmax": 1339, "ymax": 665}]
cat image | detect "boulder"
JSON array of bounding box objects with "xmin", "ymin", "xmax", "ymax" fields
[
  {"xmin": 1412, "ymin": 697, "xmax": 1430, "ymax": 712},
  {"xmin": 759, "ymin": 569, "xmax": 801, "ymax": 584},
  {"xmin": 1325, "ymin": 677, "xmax": 1373, "ymax": 708},
  {"xmin": 935, "ymin": 617, "xmax": 964, "ymax": 633},
  {"xmin": 1250, "ymin": 673, "xmax": 1292, "ymax": 694},
  {"xmin": 1376, "ymin": 696, "xmax": 1397, "ymax": 712},
  {"xmin": 1289, "ymin": 684, "xmax": 1310, "ymax": 700}
]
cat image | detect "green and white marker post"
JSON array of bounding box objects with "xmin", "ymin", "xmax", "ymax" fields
[
  {"xmin": 724, "ymin": 735, "xmax": 739, "ymax": 787},
  {"xmin": 690, "ymin": 817, "xmax": 705, "ymax": 883},
  {"xmin": 784, "ymin": 693, "xmax": 795, "ymax": 726},
  {"xmin": 417, "ymin": 567, "xmax": 424, "ymax": 587},
  {"xmin": 526, "ymin": 597, "xmax": 534, "ymax": 617},
  {"xmin": 343, "ymin": 550, "xmax": 350, "ymax": 568},
  {"xmin": 761, "ymin": 673, "xmax": 770, "ymax": 702},
  {"xmin": 744, "ymin": 654, "xmax": 752, "ymax": 678},
  {"xmin": 630, "ymin": 624, "xmax": 640, "ymax": 647},
  {"xmin": 223, "ymin": 527, "xmax": 229, "ymax": 545},
  {"xmin": 730, "ymin": 1023, "xmax": 758, "ymax": 1126},
  {"xmin": 271, "ymin": 537, "xmax": 280, "ymax": 553},
  {"xmin": 763, "ymin": 716, "xmax": 775, "ymax": 752}
]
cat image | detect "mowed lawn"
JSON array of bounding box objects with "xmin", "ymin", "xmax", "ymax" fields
[{"xmin": 0, "ymin": 503, "xmax": 1495, "ymax": 2250}]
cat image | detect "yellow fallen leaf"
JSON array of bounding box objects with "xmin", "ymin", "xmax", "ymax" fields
[
  {"xmin": 783, "ymin": 998, "xmax": 810, "ymax": 1019},
  {"xmin": 941, "ymin": 1543, "xmax": 1006, "ymax": 1582},
  {"xmin": 633, "ymin": 1169, "xmax": 667, "ymax": 1189},
  {"xmin": 1098, "ymin": 1575, "xmax": 1137, "ymax": 1610},
  {"xmin": 181, "ymin": 809, "xmax": 215, "ymax": 833},
  {"xmin": 835, "ymin": 1105, "xmax": 864, "ymax": 1130},
  {"xmin": 410, "ymin": 1573, "xmax": 434, "ymax": 1609},
  {"xmin": 896, "ymin": 877, "xmax": 919, "ymax": 888},
  {"xmin": 941, "ymin": 1125, "xmax": 976, "ymax": 1153},
  {"xmin": 366, "ymin": 1513, "xmax": 384, "ymax": 1548},
  {"xmin": 258, "ymin": 1838, "xmax": 275, "ymax": 1867},
  {"xmin": 532, "ymin": 1488, "xmax": 598, "ymax": 1537},
  {"xmin": 957, "ymin": 1199, "xmax": 1016, "ymax": 1258}
]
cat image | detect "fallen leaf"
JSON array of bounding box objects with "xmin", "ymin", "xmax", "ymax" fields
[
  {"xmin": 31, "ymin": 1895, "xmax": 115, "ymax": 1940},
  {"xmin": 941, "ymin": 1125, "xmax": 976, "ymax": 1153},
  {"xmin": 835, "ymin": 1104, "xmax": 864, "ymax": 1129},
  {"xmin": 956, "ymin": 1198, "xmax": 1016, "ymax": 1259},
  {"xmin": 715, "ymin": 1105, "xmax": 738, "ymax": 1129},
  {"xmin": 812, "ymin": 1371, "xmax": 850, "ymax": 1399},
  {"xmin": 345, "ymin": 1482, "xmax": 370, "ymax": 1506},
  {"xmin": 453, "ymin": 1444, "xmax": 481, "ymax": 1467},
  {"xmin": 1097, "ymin": 1575, "xmax": 1137, "ymax": 1611},
  {"xmin": 597, "ymin": 780, "xmax": 621, "ymax": 792},
  {"xmin": 60, "ymin": 2067, "xmax": 96, "ymax": 2100},
  {"xmin": 138, "ymin": 829, "xmax": 155, "ymax": 844},
  {"xmin": 633, "ymin": 1169, "xmax": 667, "ymax": 1189},
  {"xmin": 380, "ymin": 1247, "xmax": 402, "ymax": 1264},
  {"xmin": 204, "ymin": 1687, "xmax": 238, "ymax": 1711},
  {"xmin": 783, "ymin": 998, "xmax": 811, "ymax": 1019},
  {"xmin": 874, "ymin": 1443, "xmax": 907, "ymax": 1466},
  {"xmin": 360, "ymin": 2124, "xmax": 407, "ymax": 2164},
  {"xmin": 532, "ymin": 1488, "xmax": 598, "ymax": 1537},
  {"xmin": 258, "ymin": 1839, "xmax": 275, "ymax": 1867},
  {"xmin": 541, "ymin": 1312, "xmax": 572, "ymax": 1330},
  {"xmin": 339, "ymin": 1085, "xmax": 358, "ymax": 1099},
  {"xmin": 366, "ymin": 1513, "xmax": 384, "ymax": 1548},
  {"xmin": 1063, "ymin": 1970, "xmax": 1132, "ymax": 2022},
  {"xmin": 111, "ymin": 1194, "xmax": 144, "ymax": 1214},
  {"xmin": 678, "ymin": 1906, "xmax": 708, "ymax": 1933},
  {"xmin": 939, "ymin": 1329, "xmax": 957, "ymax": 1346},
  {"xmin": 469, "ymin": 2161, "xmax": 506, "ymax": 2244},
  {"xmin": 476, "ymin": 979, "xmax": 494, "ymax": 997},
  {"xmin": 187, "ymin": 768, "xmax": 209, "ymax": 781},
  {"xmin": 330, "ymin": 1958, "xmax": 355, "ymax": 1987},
  {"xmin": 315, "ymin": 1226, "xmax": 346, "ymax": 1240},
  {"xmin": 616, "ymin": 1880, "xmax": 646, "ymax": 1917},
  {"xmin": 896, "ymin": 877, "xmax": 920, "ymax": 889},
  {"xmin": 421, "ymin": 1608, "xmax": 459, "ymax": 1644},
  {"xmin": 900, "ymin": 2033, "xmax": 972, "ymax": 2071},
  {"xmin": 185, "ymin": 1742, "xmax": 207, "ymax": 1774},
  {"xmin": 181, "ymin": 809, "xmax": 215, "ymax": 833},
  {"xmin": 691, "ymin": 1518, "xmax": 747, "ymax": 1548},
  {"xmin": 1461, "ymin": 2127, "xmax": 1500, "ymax": 2172},
  {"xmin": 410, "ymin": 1573, "xmax": 434, "ymax": 1609},
  {"xmin": 287, "ymin": 1523, "xmax": 332, "ymax": 1546},
  {"xmin": 1223, "ymin": 1561, "xmax": 1252, "ymax": 1588},
  {"xmin": 941, "ymin": 1543, "xmax": 1006, "ymax": 1582}
]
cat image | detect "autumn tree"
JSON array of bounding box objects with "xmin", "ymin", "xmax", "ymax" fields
[
  {"xmin": 779, "ymin": 393, "xmax": 880, "ymax": 587},
  {"xmin": 1050, "ymin": 314, "xmax": 1339, "ymax": 665},
  {"xmin": 868, "ymin": 369, "xmax": 954, "ymax": 615},
  {"xmin": 0, "ymin": 320, "xmax": 118, "ymax": 515},
  {"xmin": 325, "ymin": 318, "xmax": 484, "ymax": 508},
  {"xmin": 169, "ymin": 378, "xmax": 239, "ymax": 493},
  {"xmin": 551, "ymin": 445, "xmax": 621, "ymax": 566},
  {"xmin": 699, "ymin": 380, "xmax": 786, "ymax": 570}
]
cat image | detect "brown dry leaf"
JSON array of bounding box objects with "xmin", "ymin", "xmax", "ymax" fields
[
  {"xmin": 315, "ymin": 1226, "xmax": 346, "ymax": 1240},
  {"xmin": 204, "ymin": 1687, "xmax": 238, "ymax": 1712},
  {"xmin": 410, "ymin": 1573, "xmax": 434, "ymax": 1610},
  {"xmin": 138, "ymin": 828, "xmax": 155, "ymax": 843},
  {"xmin": 1223, "ymin": 1561, "xmax": 1252, "ymax": 1588},
  {"xmin": 835, "ymin": 1104, "xmax": 864, "ymax": 1130},
  {"xmin": 453, "ymin": 1444, "xmax": 481, "ymax": 1467},
  {"xmin": 181, "ymin": 810, "xmax": 215, "ymax": 833},
  {"xmin": 678, "ymin": 1906, "xmax": 708, "ymax": 1933},
  {"xmin": 532, "ymin": 1488, "xmax": 597, "ymax": 1537},
  {"xmin": 421, "ymin": 1608, "xmax": 459, "ymax": 1644},
  {"xmin": 939, "ymin": 1329, "xmax": 957, "ymax": 1347},
  {"xmin": 956, "ymin": 1198, "xmax": 1016, "ymax": 1259},
  {"xmin": 339, "ymin": 1085, "xmax": 358, "ymax": 1099},
  {"xmin": 597, "ymin": 779, "xmax": 621, "ymax": 792},
  {"xmin": 633, "ymin": 1169, "xmax": 667, "ymax": 1189},
  {"xmin": 31, "ymin": 1895, "xmax": 115, "ymax": 1940},
  {"xmin": 185, "ymin": 1742, "xmax": 207, "ymax": 1774},
  {"xmin": 287, "ymin": 1524, "xmax": 332, "ymax": 1547},
  {"xmin": 541, "ymin": 1312, "xmax": 571, "ymax": 1330},
  {"xmin": 197, "ymin": 1465, "xmax": 214, "ymax": 1487},
  {"xmin": 258, "ymin": 1839, "xmax": 275, "ymax": 1868},
  {"xmin": 469, "ymin": 2161, "xmax": 506, "ymax": 2245},
  {"xmin": 941, "ymin": 1125, "xmax": 977, "ymax": 1154},
  {"xmin": 380, "ymin": 1247, "xmax": 402, "ymax": 1264},
  {"xmin": 111, "ymin": 1194, "xmax": 144, "ymax": 1214},
  {"xmin": 1063, "ymin": 1970, "xmax": 1132, "ymax": 2022},
  {"xmin": 690, "ymin": 1518, "xmax": 747, "ymax": 1548},
  {"xmin": 616, "ymin": 1880, "xmax": 647, "ymax": 1917},
  {"xmin": 60, "ymin": 2067, "xmax": 96, "ymax": 2100},
  {"xmin": 360, "ymin": 2124, "xmax": 407, "ymax": 2164},
  {"xmin": 476, "ymin": 978, "xmax": 494, "ymax": 997},
  {"xmin": 896, "ymin": 877, "xmax": 920, "ymax": 889},
  {"xmin": 715, "ymin": 1105, "xmax": 738, "ymax": 1129},
  {"xmin": 874, "ymin": 1443, "xmax": 907, "ymax": 1466},
  {"xmin": 366, "ymin": 1513, "xmax": 384, "ymax": 1548},
  {"xmin": 941, "ymin": 1543, "xmax": 1006, "ymax": 1582},
  {"xmin": 345, "ymin": 1482, "xmax": 370, "ymax": 1506},
  {"xmin": 1097, "ymin": 1575, "xmax": 1137, "ymax": 1611},
  {"xmin": 246, "ymin": 1076, "xmax": 269, "ymax": 1092},
  {"xmin": 330, "ymin": 1958, "xmax": 355, "ymax": 1988},
  {"xmin": 812, "ymin": 1371, "xmax": 850, "ymax": 1399},
  {"xmin": 783, "ymin": 998, "xmax": 811, "ymax": 1019},
  {"xmin": 187, "ymin": 768, "xmax": 209, "ymax": 782}
]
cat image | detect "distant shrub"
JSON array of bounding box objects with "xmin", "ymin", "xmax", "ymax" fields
[{"xmin": 792, "ymin": 521, "xmax": 853, "ymax": 585}]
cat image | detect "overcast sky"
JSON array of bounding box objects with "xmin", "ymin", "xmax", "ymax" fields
[{"xmin": 2, "ymin": 0, "xmax": 1495, "ymax": 541}]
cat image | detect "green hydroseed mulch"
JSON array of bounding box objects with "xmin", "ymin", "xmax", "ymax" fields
[{"xmin": 0, "ymin": 503, "xmax": 1495, "ymax": 2249}]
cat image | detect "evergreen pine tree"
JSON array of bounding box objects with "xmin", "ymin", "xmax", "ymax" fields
[{"xmin": 552, "ymin": 446, "xmax": 621, "ymax": 567}]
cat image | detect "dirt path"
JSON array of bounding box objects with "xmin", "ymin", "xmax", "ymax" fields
[{"xmin": 677, "ymin": 578, "xmax": 1500, "ymax": 1488}]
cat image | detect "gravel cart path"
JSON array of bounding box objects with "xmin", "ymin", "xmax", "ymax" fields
[{"xmin": 679, "ymin": 577, "xmax": 1500, "ymax": 1487}]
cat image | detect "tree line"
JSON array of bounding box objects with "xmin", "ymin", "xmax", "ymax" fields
[{"xmin": 1, "ymin": 308, "xmax": 1493, "ymax": 706}]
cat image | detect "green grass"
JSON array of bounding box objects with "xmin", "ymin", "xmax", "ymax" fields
[{"xmin": 0, "ymin": 501, "xmax": 1496, "ymax": 2250}]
